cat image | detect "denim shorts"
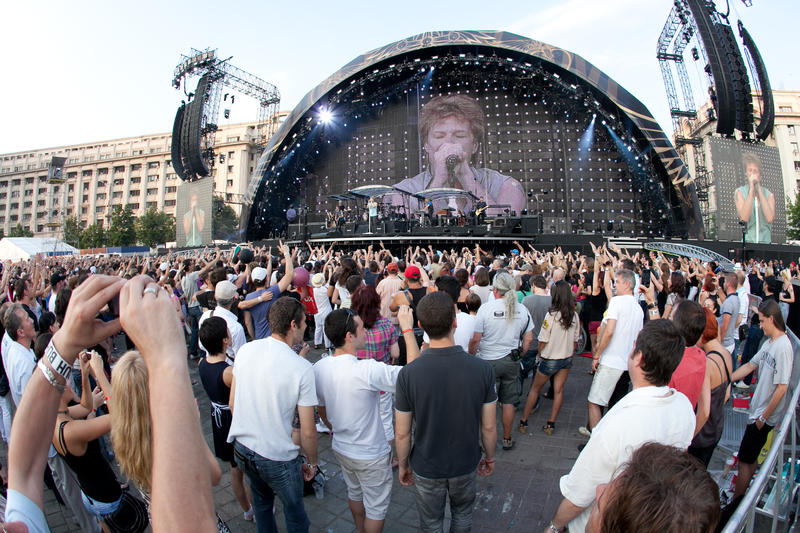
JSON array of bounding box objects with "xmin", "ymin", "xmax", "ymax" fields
[{"xmin": 536, "ymin": 356, "xmax": 573, "ymax": 377}]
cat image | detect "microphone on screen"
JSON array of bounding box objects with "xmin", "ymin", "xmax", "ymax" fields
[{"xmin": 445, "ymin": 155, "xmax": 460, "ymax": 172}]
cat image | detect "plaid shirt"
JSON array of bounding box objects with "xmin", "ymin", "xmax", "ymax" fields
[{"xmin": 357, "ymin": 317, "xmax": 398, "ymax": 363}]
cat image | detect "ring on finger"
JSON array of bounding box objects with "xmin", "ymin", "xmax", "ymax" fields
[{"xmin": 143, "ymin": 286, "xmax": 159, "ymax": 297}]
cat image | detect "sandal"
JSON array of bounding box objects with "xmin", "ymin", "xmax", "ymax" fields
[
  {"xmin": 542, "ymin": 421, "xmax": 555, "ymax": 435},
  {"xmin": 518, "ymin": 419, "xmax": 528, "ymax": 434},
  {"xmin": 502, "ymin": 437, "xmax": 514, "ymax": 450}
]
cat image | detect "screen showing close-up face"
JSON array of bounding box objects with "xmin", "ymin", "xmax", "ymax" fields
[
  {"xmin": 175, "ymin": 177, "xmax": 213, "ymax": 247},
  {"xmin": 299, "ymin": 89, "xmax": 648, "ymax": 235},
  {"xmin": 708, "ymin": 137, "xmax": 784, "ymax": 244}
]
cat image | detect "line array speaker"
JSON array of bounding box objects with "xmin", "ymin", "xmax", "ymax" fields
[{"xmin": 170, "ymin": 103, "xmax": 187, "ymax": 180}]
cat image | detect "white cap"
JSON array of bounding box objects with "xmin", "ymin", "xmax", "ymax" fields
[
  {"xmin": 734, "ymin": 262, "xmax": 743, "ymax": 271},
  {"xmin": 159, "ymin": 262, "xmax": 168, "ymax": 272},
  {"xmin": 251, "ymin": 267, "xmax": 268, "ymax": 282},
  {"xmin": 89, "ymin": 266, "xmax": 97, "ymax": 274}
]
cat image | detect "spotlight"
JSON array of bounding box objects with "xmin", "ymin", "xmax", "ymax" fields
[{"xmin": 319, "ymin": 109, "xmax": 333, "ymax": 123}]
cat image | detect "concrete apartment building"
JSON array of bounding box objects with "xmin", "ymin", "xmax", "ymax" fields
[{"xmin": 0, "ymin": 114, "xmax": 287, "ymax": 238}]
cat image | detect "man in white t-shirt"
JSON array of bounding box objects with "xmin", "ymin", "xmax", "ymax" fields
[
  {"xmin": 228, "ymin": 297, "xmax": 318, "ymax": 532},
  {"xmin": 421, "ymin": 276, "xmax": 476, "ymax": 352},
  {"xmin": 583, "ymin": 269, "xmax": 643, "ymax": 434},
  {"xmin": 547, "ymin": 319, "xmax": 695, "ymax": 533},
  {"xmin": 314, "ymin": 307, "xmax": 420, "ymax": 533},
  {"xmin": 469, "ymin": 271, "xmax": 533, "ymax": 451}
]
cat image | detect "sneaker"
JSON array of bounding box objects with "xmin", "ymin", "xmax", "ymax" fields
[
  {"xmin": 734, "ymin": 380, "xmax": 749, "ymax": 389},
  {"xmin": 243, "ymin": 506, "xmax": 254, "ymax": 521},
  {"xmin": 578, "ymin": 426, "xmax": 592, "ymax": 438},
  {"xmin": 518, "ymin": 419, "xmax": 528, "ymax": 434},
  {"xmin": 502, "ymin": 437, "xmax": 514, "ymax": 450}
]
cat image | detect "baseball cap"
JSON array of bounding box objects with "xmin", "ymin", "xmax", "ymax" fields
[
  {"xmin": 159, "ymin": 262, "xmax": 169, "ymax": 272},
  {"xmin": 251, "ymin": 267, "xmax": 268, "ymax": 282},
  {"xmin": 521, "ymin": 264, "xmax": 533, "ymax": 272},
  {"xmin": 215, "ymin": 280, "xmax": 238, "ymax": 301},
  {"xmin": 387, "ymin": 262, "xmax": 399, "ymax": 273},
  {"xmin": 404, "ymin": 265, "xmax": 421, "ymax": 279}
]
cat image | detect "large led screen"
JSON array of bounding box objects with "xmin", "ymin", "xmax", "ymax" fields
[
  {"xmin": 299, "ymin": 87, "xmax": 664, "ymax": 236},
  {"xmin": 175, "ymin": 177, "xmax": 213, "ymax": 247},
  {"xmin": 708, "ymin": 137, "xmax": 785, "ymax": 243}
]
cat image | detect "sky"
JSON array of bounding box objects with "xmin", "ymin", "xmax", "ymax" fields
[{"xmin": 2, "ymin": 0, "xmax": 797, "ymax": 154}]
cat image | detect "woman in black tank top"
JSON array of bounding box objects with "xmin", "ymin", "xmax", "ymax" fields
[{"xmin": 51, "ymin": 351, "xmax": 148, "ymax": 533}]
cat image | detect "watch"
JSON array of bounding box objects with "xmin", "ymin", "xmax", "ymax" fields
[{"xmin": 758, "ymin": 415, "xmax": 767, "ymax": 424}]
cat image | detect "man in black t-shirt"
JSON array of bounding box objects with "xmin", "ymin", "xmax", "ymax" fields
[{"xmin": 395, "ymin": 292, "xmax": 497, "ymax": 532}]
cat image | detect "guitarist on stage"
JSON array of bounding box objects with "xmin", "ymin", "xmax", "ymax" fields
[{"xmin": 474, "ymin": 196, "xmax": 488, "ymax": 225}]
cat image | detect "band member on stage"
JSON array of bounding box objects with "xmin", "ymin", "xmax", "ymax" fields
[
  {"xmin": 474, "ymin": 196, "xmax": 487, "ymax": 225},
  {"xmin": 389, "ymin": 94, "xmax": 525, "ymax": 216},
  {"xmin": 734, "ymin": 152, "xmax": 774, "ymax": 244},
  {"xmin": 367, "ymin": 197, "xmax": 378, "ymax": 233},
  {"xmin": 426, "ymin": 197, "xmax": 435, "ymax": 227},
  {"xmin": 335, "ymin": 201, "xmax": 346, "ymax": 233}
]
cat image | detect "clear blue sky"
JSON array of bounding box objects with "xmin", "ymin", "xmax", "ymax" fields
[{"xmin": 2, "ymin": 0, "xmax": 797, "ymax": 153}]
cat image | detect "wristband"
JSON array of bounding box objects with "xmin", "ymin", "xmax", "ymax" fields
[
  {"xmin": 45, "ymin": 341, "xmax": 72, "ymax": 381},
  {"xmin": 484, "ymin": 458, "xmax": 495, "ymax": 464},
  {"xmin": 38, "ymin": 359, "xmax": 66, "ymax": 394},
  {"xmin": 548, "ymin": 523, "xmax": 564, "ymax": 533},
  {"xmin": 401, "ymin": 328, "xmax": 413, "ymax": 335}
]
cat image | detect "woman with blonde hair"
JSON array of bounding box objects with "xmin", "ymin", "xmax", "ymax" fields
[{"xmin": 110, "ymin": 350, "xmax": 230, "ymax": 529}]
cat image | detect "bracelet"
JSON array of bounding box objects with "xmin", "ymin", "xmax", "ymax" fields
[
  {"xmin": 38, "ymin": 359, "xmax": 66, "ymax": 394},
  {"xmin": 45, "ymin": 341, "xmax": 72, "ymax": 381},
  {"xmin": 401, "ymin": 328, "xmax": 413, "ymax": 335},
  {"xmin": 548, "ymin": 522, "xmax": 564, "ymax": 533},
  {"xmin": 484, "ymin": 458, "xmax": 495, "ymax": 464}
]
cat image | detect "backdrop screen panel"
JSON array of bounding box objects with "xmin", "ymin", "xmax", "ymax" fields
[
  {"xmin": 297, "ymin": 87, "xmax": 656, "ymax": 235},
  {"xmin": 708, "ymin": 137, "xmax": 784, "ymax": 243},
  {"xmin": 175, "ymin": 177, "xmax": 213, "ymax": 247}
]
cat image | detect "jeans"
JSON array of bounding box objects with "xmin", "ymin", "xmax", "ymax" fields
[
  {"xmin": 412, "ymin": 470, "xmax": 477, "ymax": 533},
  {"xmin": 234, "ymin": 442, "xmax": 309, "ymax": 533},
  {"xmin": 186, "ymin": 306, "xmax": 203, "ymax": 357}
]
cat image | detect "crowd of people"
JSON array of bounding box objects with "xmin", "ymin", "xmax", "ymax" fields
[{"xmin": 0, "ymin": 238, "xmax": 797, "ymax": 533}]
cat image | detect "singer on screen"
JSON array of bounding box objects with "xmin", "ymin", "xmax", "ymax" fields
[
  {"xmin": 734, "ymin": 153, "xmax": 774, "ymax": 244},
  {"xmin": 390, "ymin": 94, "xmax": 525, "ymax": 215}
]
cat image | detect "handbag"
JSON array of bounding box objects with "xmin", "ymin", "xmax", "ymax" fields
[{"xmin": 509, "ymin": 314, "xmax": 530, "ymax": 361}]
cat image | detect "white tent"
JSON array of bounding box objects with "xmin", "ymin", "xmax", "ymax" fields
[{"xmin": 0, "ymin": 238, "xmax": 78, "ymax": 262}]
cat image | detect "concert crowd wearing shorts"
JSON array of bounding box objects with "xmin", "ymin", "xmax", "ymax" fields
[{"xmin": 0, "ymin": 239, "xmax": 797, "ymax": 533}]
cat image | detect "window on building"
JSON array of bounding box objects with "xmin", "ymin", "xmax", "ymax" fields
[
  {"xmin": 226, "ymin": 136, "xmax": 240, "ymax": 142},
  {"xmin": 82, "ymin": 170, "xmax": 93, "ymax": 177},
  {"xmin": 11, "ymin": 179, "xmax": 20, "ymax": 186},
  {"xmin": 130, "ymin": 163, "xmax": 142, "ymax": 171},
  {"xmin": 81, "ymin": 207, "xmax": 87, "ymax": 215},
  {"xmin": 131, "ymin": 177, "xmax": 141, "ymax": 184},
  {"xmin": 789, "ymin": 125, "xmax": 796, "ymax": 135},
  {"xmin": 147, "ymin": 188, "xmax": 158, "ymax": 196},
  {"xmin": 795, "ymin": 161, "xmax": 800, "ymax": 172},
  {"xmin": 97, "ymin": 193, "xmax": 106, "ymax": 200},
  {"xmin": 227, "ymin": 165, "xmax": 233, "ymax": 173},
  {"xmin": 165, "ymin": 199, "xmax": 176, "ymax": 206},
  {"xmin": 113, "ymin": 191, "xmax": 122, "ymax": 199},
  {"xmin": 68, "ymin": 184, "xmax": 74, "ymax": 192},
  {"xmin": 97, "ymin": 181, "xmax": 106, "ymax": 188},
  {"xmin": 113, "ymin": 165, "xmax": 125, "ymax": 173},
  {"xmin": 98, "ymin": 168, "xmax": 108, "ymax": 175},
  {"xmin": 22, "ymin": 214, "xmax": 30, "ymax": 221},
  {"xmin": 779, "ymin": 106, "xmax": 793, "ymax": 113},
  {"xmin": 147, "ymin": 162, "xmax": 159, "ymax": 169},
  {"xmin": 83, "ymin": 183, "xmax": 90, "ymax": 191},
  {"xmin": 227, "ymin": 179, "xmax": 233, "ymax": 187},
  {"xmin": 36, "ymin": 225, "xmax": 43, "ymax": 233},
  {"xmin": 9, "ymin": 215, "xmax": 17, "ymax": 222},
  {"xmin": 24, "ymin": 190, "xmax": 32, "ymax": 197},
  {"xmin": 130, "ymin": 203, "xmax": 139, "ymax": 210},
  {"xmin": 130, "ymin": 190, "xmax": 140, "ymax": 197},
  {"xmin": 37, "ymin": 200, "xmax": 45, "ymax": 207},
  {"xmin": 24, "ymin": 177, "xmax": 33, "ymax": 184},
  {"xmin": 793, "ymin": 142, "xmax": 799, "ymax": 156},
  {"xmin": 23, "ymin": 201, "xmax": 32, "ymax": 208},
  {"xmin": 166, "ymin": 186, "xmax": 176, "ymax": 193},
  {"xmin": 95, "ymin": 206, "xmax": 104, "ymax": 213}
]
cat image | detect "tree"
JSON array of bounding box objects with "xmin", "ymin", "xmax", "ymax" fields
[
  {"xmin": 79, "ymin": 224, "xmax": 107, "ymax": 249},
  {"xmin": 787, "ymin": 191, "xmax": 800, "ymax": 240},
  {"xmin": 213, "ymin": 196, "xmax": 239, "ymax": 241},
  {"xmin": 136, "ymin": 207, "xmax": 175, "ymax": 248},
  {"xmin": 9, "ymin": 223, "xmax": 33, "ymax": 238},
  {"xmin": 63, "ymin": 216, "xmax": 84, "ymax": 248},
  {"xmin": 107, "ymin": 205, "xmax": 137, "ymax": 246}
]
